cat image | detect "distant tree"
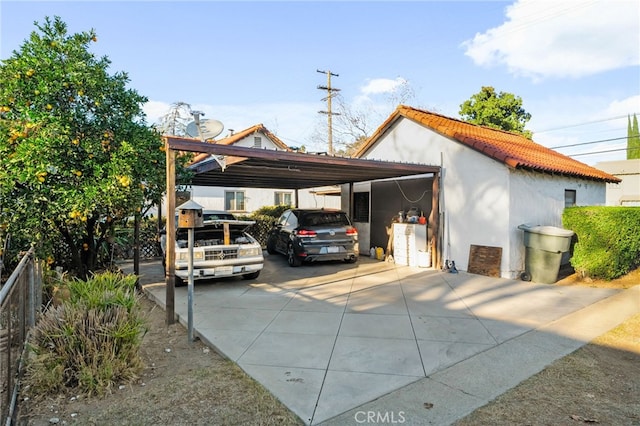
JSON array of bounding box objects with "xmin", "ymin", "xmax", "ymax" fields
[
  {"xmin": 628, "ymin": 114, "xmax": 640, "ymax": 160},
  {"xmin": 312, "ymin": 79, "xmax": 417, "ymax": 156},
  {"xmin": 338, "ymin": 135, "xmax": 368, "ymax": 157},
  {"xmin": 459, "ymin": 86, "xmax": 532, "ymax": 138},
  {"xmin": 334, "ymin": 95, "xmax": 374, "ymax": 147},
  {"xmin": 0, "ymin": 16, "xmax": 183, "ymax": 277},
  {"xmin": 156, "ymin": 101, "xmax": 194, "ymax": 136}
]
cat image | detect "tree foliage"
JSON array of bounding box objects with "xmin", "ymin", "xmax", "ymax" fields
[
  {"xmin": 0, "ymin": 16, "xmax": 173, "ymax": 277},
  {"xmin": 627, "ymin": 113, "xmax": 639, "ymax": 160},
  {"xmin": 459, "ymin": 86, "xmax": 532, "ymax": 138}
]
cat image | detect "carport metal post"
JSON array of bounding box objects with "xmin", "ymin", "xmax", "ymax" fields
[
  {"xmin": 187, "ymin": 226, "xmax": 195, "ymax": 342},
  {"xmin": 348, "ymin": 182, "xmax": 354, "ymax": 223}
]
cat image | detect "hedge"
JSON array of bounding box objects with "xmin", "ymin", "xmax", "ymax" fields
[{"xmin": 563, "ymin": 206, "xmax": 640, "ymax": 280}]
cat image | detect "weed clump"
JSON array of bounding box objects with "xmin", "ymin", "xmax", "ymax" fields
[{"xmin": 23, "ymin": 271, "xmax": 147, "ymax": 397}]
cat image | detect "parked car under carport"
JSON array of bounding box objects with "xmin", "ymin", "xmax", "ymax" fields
[{"xmin": 266, "ymin": 208, "xmax": 359, "ymax": 266}]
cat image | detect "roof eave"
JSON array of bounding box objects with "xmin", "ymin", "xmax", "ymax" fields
[{"xmin": 507, "ymin": 161, "xmax": 622, "ymax": 183}]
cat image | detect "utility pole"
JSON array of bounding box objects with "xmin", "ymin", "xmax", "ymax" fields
[{"xmin": 317, "ymin": 69, "xmax": 340, "ymax": 155}]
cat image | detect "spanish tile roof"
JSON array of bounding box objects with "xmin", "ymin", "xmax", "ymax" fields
[
  {"xmin": 190, "ymin": 124, "xmax": 290, "ymax": 165},
  {"xmin": 355, "ymin": 105, "xmax": 620, "ymax": 183}
]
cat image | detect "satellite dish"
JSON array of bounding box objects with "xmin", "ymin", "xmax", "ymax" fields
[
  {"xmin": 200, "ymin": 119, "xmax": 224, "ymax": 140},
  {"xmin": 185, "ymin": 119, "xmax": 224, "ymax": 141},
  {"xmin": 185, "ymin": 121, "xmax": 200, "ymax": 138}
]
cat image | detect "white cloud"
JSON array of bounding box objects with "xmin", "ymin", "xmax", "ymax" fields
[
  {"xmin": 351, "ymin": 77, "xmax": 412, "ymax": 124},
  {"xmin": 360, "ymin": 77, "xmax": 407, "ymax": 95},
  {"xmin": 142, "ymin": 100, "xmax": 171, "ymax": 124},
  {"xmin": 604, "ymin": 94, "xmax": 640, "ymax": 118},
  {"xmin": 462, "ymin": 0, "xmax": 640, "ymax": 80}
]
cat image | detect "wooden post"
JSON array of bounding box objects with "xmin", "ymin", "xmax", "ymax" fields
[
  {"xmin": 165, "ymin": 139, "xmax": 176, "ymax": 325},
  {"xmin": 429, "ymin": 172, "xmax": 441, "ymax": 270},
  {"xmin": 157, "ymin": 199, "xmax": 163, "ymax": 254},
  {"xmin": 223, "ymin": 222, "xmax": 230, "ymax": 245},
  {"xmin": 134, "ymin": 213, "xmax": 140, "ymax": 289}
]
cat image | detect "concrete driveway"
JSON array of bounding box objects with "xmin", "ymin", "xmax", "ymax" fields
[{"xmin": 127, "ymin": 255, "xmax": 639, "ymax": 425}]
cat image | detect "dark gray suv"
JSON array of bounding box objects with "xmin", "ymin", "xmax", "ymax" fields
[{"xmin": 266, "ymin": 208, "xmax": 359, "ymax": 267}]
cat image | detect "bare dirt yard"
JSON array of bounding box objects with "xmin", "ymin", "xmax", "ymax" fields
[{"xmin": 18, "ymin": 269, "xmax": 640, "ymax": 426}]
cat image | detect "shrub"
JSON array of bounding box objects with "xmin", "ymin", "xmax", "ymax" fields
[
  {"xmin": 23, "ymin": 272, "xmax": 147, "ymax": 396},
  {"xmin": 242, "ymin": 215, "xmax": 277, "ymax": 248},
  {"xmin": 563, "ymin": 207, "xmax": 640, "ymax": 280},
  {"xmin": 251, "ymin": 204, "xmax": 291, "ymax": 218},
  {"xmin": 236, "ymin": 205, "xmax": 289, "ymax": 248}
]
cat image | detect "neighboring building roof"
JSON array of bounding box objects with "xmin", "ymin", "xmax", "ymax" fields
[
  {"xmin": 216, "ymin": 124, "xmax": 290, "ymax": 150},
  {"xmin": 355, "ymin": 105, "xmax": 620, "ymax": 183},
  {"xmin": 190, "ymin": 124, "xmax": 290, "ymax": 165}
]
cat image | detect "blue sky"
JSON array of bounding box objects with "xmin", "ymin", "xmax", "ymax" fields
[{"xmin": 2, "ymin": 0, "xmax": 639, "ymax": 165}]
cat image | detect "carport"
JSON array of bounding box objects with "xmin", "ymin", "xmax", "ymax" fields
[{"xmin": 163, "ymin": 136, "xmax": 441, "ymax": 324}]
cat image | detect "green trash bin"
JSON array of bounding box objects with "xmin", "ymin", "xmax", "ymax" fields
[{"xmin": 518, "ymin": 224, "xmax": 575, "ymax": 284}]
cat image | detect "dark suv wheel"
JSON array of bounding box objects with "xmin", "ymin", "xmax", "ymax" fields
[
  {"xmin": 266, "ymin": 236, "xmax": 277, "ymax": 255},
  {"xmin": 287, "ymin": 244, "xmax": 302, "ymax": 267}
]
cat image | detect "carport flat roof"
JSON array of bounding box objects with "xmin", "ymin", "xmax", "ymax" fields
[{"xmin": 166, "ymin": 137, "xmax": 439, "ymax": 190}]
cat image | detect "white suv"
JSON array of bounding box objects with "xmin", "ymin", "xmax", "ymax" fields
[{"xmin": 162, "ymin": 211, "xmax": 264, "ymax": 286}]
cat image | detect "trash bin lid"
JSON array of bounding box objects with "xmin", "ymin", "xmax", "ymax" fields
[{"xmin": 518, "ymin": 224, "xmax": 574, "ymax": 237}]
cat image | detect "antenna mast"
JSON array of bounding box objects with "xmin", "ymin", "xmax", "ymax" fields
[
  {"xmin": 191, "ymin": 110, "xmax": 205, "ymax": 141},
  {"xmin": 317, "ymin": 69, "xmax": 340, "ymax": 155}
]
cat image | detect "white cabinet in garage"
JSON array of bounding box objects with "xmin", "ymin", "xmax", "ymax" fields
[{"xmin": 393, "ymin": 223, "xmax": 428, "ymax": 267}]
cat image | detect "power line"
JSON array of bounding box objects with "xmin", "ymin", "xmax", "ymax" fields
[
  {"xmin": 499, "ymin": 1, "xmax": 598, "ymax": 37},
  {"xmin": 570, "ymin": 147, "xmax": 633, "ymax": 157},
  {"xmin": 535, "ymin": 114, "xmax": 637, "ymax": 134},
  {"xmin": 550, "ymin": 135, "xmax": 638, "ymax": 150},
  {"xmin": 470, "ymin": 1, "xmax": 600, "ymax": 46}
]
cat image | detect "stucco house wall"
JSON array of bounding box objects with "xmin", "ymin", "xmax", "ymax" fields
[
  {"xmin": 359, "ymin": 117, "xmax": 607, "ymax": 279},
  {"xmin": 595, "ymin": 159, "xmax": 640, "ymax": 206},
  {"xmin": 507, "ymin": 171, "xmax": 605, "ymax": 276},
  {"xmin": 188, "ymin": 185, "xmax": 340, "ymax": 213},
  {"xmin": 222, "ymin": 132, "xmax": 271, "ymax": 149}
]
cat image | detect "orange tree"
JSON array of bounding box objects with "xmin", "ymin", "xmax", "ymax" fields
[{"xmin": 0, "ymin": 17, "xmax": 182, "ymax": 278}]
